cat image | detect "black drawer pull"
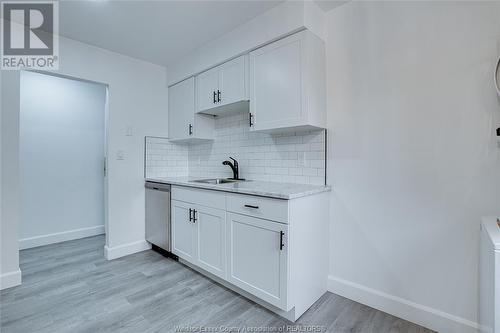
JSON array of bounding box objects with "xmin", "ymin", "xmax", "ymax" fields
[
  {"xmin": 193, "ymin": 209, "xmax": 197, "ymax": 223},
  {"xmin": 244, "ymin": 204, "xmax": 259, "ymax": 209},
  {"xmin": 213, "ymin": 91, "xmax": 216, "ymax": 104},
  {"xmin": 188, "ymin": 208, "xmax": 193, "ymax": 222},
  {"xmin": 280, "ymin": 231, "xmax": 285, "ymax": 250}
]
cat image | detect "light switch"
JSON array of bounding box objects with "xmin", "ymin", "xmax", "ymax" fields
[{"xmin": 116, "ymin": 150, "xmax": 125, "ymax": 160}]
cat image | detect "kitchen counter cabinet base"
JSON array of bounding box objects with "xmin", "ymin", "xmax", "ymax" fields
[{"xmin": 170, "ymin": 185, "xmax": 329, "ymax": 322}]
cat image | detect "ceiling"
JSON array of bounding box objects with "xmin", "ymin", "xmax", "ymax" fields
[
  {"xmin": 314, "ymin": 0, "xmax": 350, "ymax": 12},
  {"xmin": 58, "ymin": 0, "xmax": 283, "ymax": 67},
  {"xmin": 56, "ymin": 1, "xmax": 348, "ymax": 68}
]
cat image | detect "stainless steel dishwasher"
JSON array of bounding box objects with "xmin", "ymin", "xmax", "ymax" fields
[{"xmin": 145, "ymin": 182, "xmax": 172, "ymax": 254}]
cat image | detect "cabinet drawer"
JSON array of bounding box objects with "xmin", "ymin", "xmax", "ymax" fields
[
  {"xmin": 172, "ymin": 186, "xmax": 225, "ymax": 210},
  {"xmin": 226, "ymin": 194, "xmax": 288, "ymax": 223}
]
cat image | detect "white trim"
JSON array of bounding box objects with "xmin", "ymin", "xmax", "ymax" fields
[
  {"xmin": 328, "ymin": 275, "xmax": 479, "ymax": 333},
  {"xmin": 0, "ymin": 269, "xmax": 22, "ymax": 290},
  {"xmin": 104, "ymin": 240, "xmax": 151, "ymax": 260},
  {"xmin": 19, "ymin": 225, "xmax": 105, "ymax": 250}
]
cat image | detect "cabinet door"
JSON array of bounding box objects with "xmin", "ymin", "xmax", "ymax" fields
[
  {"xmin": 169, "ymin": 78, "xmax": 195, "ymax": 139},
  {"xmin": 196, "ymin": 67, "xmax": 219, "ymax": 113},
  {"xmin": 195, "ymin": 206, "xmax": 226, "ymax": 279},
  {"xmin": 226, "ymin": 213, "xmax": 289, "ymax": 310},
  {"xmin": 249, "ymin": 33, "xmax": 304, "ymax": 131},
  {"xmin": 218, "ymin": 55, "xmax": 248, "ymax": 107},
  {"xmin": 171, "ymin": 200, "xmax": 196, "ymax": 263}
]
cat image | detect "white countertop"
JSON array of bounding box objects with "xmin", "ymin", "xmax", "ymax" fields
[{"xmin": 145, "ymin": 177, "xmax": 331, "ymax": 199}]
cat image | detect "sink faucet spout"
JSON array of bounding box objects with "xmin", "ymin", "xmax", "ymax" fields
[{"xmin": 222, "ymin": 157, "xmax": 239, "ymax": 180}]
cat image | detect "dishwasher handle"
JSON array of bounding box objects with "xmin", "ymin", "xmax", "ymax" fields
[{"xmin": 145, "ymin": 182, "xmax": 171, "ymax": 192}]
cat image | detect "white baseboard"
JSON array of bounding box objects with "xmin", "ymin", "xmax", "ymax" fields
[
  {"xmin": 104, "ymin": 240, "xmax": 151, "ymax": 260},
  {"xmin": 328, "ymin": 275, "xmax": 479, "ymax": 333},
  {"xmin": 0, "ymin": 269, "xmax": 22, "ymax": 290},
  {"xmin": 19, "ymin": 225, "xmax": 105, "ymax": 250}
]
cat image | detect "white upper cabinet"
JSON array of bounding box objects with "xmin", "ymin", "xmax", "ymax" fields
[
  {"xmin": 168, "ymin": 77, "xmax": 214, "ymax": 142},
  {"xmin": 249, "ymin": 30, "xmax": 326, "ymax": 132},
  {"xmin": 196, "ymin": 67, "xmax": 219, "ymax": 112},
  {"xmin": 196, "ymin": 55, "xmax": 249, "ymax": 116},
  {"xmin": 218, "ymin": 56, "xmax": 248, "ymax": 107}
]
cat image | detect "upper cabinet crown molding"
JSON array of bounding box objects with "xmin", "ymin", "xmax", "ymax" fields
[
  {"xmin": 249, "ymin": 30, "xmax": 326, "ymax": 132},
  {"xmin": 196, "ymin": 55, "xmax": 249, "ymax": 116}
]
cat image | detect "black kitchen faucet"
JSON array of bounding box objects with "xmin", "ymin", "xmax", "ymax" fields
[{"xmin": 222, "ymin": 157, "xmax": 240, "ymax": 180}]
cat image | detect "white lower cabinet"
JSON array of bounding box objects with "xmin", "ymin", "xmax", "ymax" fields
[
  {"xmin": 226, "ymin": 213, "xmax": 289, "ymax": 310},
  {"xmin": 170, "ymin": 185, "xmax": 329, "ymax": 322},
  {"xmin": 171, "ymin": 200, "xmax": 196, "ymax": 263},
  {"xmin": 172, "ymin": 199, "xmax": 226, "ymax": 279},
  {"xmin": 195, "ymin": 206, "xmax": 226, "ymax": 278}
]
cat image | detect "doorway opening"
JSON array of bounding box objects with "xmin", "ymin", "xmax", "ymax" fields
[{"xmin": 19, "ymin": 71, "xmax": 108, "ymax": 251}]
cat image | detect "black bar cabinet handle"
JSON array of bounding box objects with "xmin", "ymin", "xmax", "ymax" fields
[
  {"xmin": 217, "ymin": 90, "xmax": 221, "ymax": 103},
  {"xmin": 189, "ymin": 208, "xmax": 193, "ymax": 222},
  {"xmin": 189, "ymin": 123, "xmax": 193, "ymax": 135},
  {"xmin": 249, "ymin": 113, "xmax": 253, "ymax": 127},
  {"xmin": 244, "ymin": 204, "xmax": 259, "ymax": 209},
  {"xmin": 280, "ymin": 231, "xmax": 285, "ymax": 250},
  {"xmin": 213, "ymin": 91, "xmax": 217, "ymax": 103},
  {"xmin": 193, "ymin": 209, "xmax": 197, "ymax": 223}
]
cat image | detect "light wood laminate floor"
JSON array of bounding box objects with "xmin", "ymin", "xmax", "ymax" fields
[{"xmin": 0, "ymin": 235, "xmax": 434, "ymax": 333}]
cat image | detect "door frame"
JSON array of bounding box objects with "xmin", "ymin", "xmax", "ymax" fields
[{"xmin": 21, "ymin": 70, "xmax": 110, "ymax": 248}]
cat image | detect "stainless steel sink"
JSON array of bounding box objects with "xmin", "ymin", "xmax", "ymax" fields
[{"xmin": 191, "ymin": 178, "xmax": 244, "ymax": 184}]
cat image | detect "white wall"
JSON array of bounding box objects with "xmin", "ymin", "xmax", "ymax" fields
[
  {"xmin": 1, "ymin": 35, "xmax": 168, "ymax": 279},
  {"xmin": 326, "ymin": 2, "xmax": 500, "ymax": 332},
  {"xmin": 19, "ymin": 71, "xmax": 107, "ymax": 249},
  {"xmin": 58, "ymin": 37, "xmax": 168, "ymax": 259},
  {"xmin": 1, "ymin": 70, "xmax": 22, "ymax": 289}
]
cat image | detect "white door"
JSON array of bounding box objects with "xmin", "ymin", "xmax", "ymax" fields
[
  {"xmin": 196, "ymin": 67, "xmax": 219, "ymax": 112},
  {"xmin": 171, "ymin": 200, "xmax": 196, "ymax": 262},
  {"xmin": 195, "ymin": 206, "xmax": 226, "ymax": 279},
  {"xmin": 169, "ymin": 77, "xmax": 195, "ymax": 139},
  {"xmin": 249, "ymin": 33, "xmax": 304, "ymax": 131},
  {"xmin": 226, "ymin": 213, "xmax": 289, "ymax": 310},
  {"xmin": 218, "ymin": 55, "xmax": 247, "ymax": 107}
]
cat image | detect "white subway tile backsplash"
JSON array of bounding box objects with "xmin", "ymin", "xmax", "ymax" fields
[
  {"xmin": 145, "ymin": 137, "xmax": 189, "ymax": 178},
  {"xmin": 145, "ymin": 112, "xmax": 326, "ymax": 185}
]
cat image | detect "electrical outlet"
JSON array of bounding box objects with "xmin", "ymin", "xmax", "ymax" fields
[{"xmin": 126, "ymin": 126, "xmax": 133, "ymax": 136}]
